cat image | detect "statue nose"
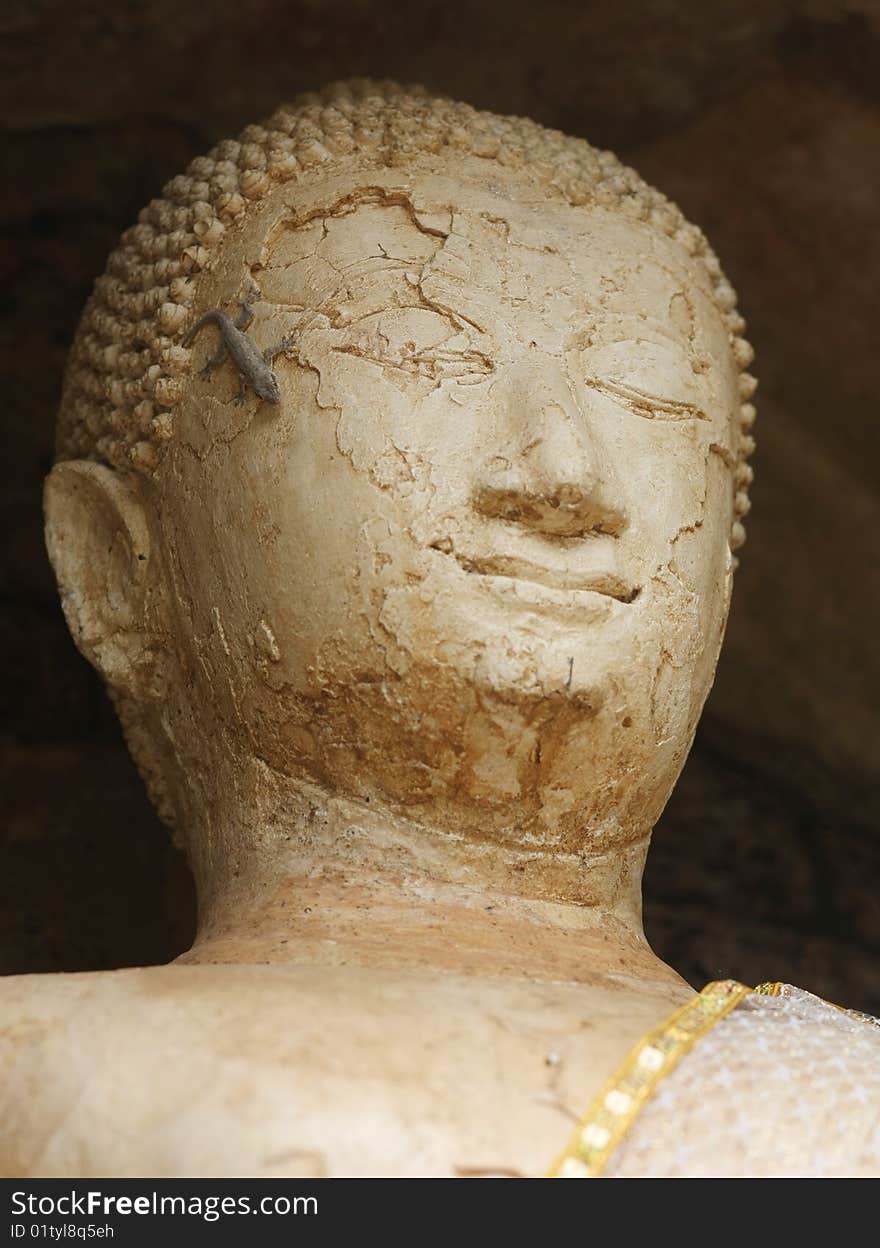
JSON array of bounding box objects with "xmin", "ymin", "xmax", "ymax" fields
[{"xmin": 472, "ymin": 365, "xmax": 628, "ymax": 538}]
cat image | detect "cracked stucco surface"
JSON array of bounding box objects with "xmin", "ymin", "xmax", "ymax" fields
[
  {"xmin": 6, "ymin": 9, "xmax": 878, "ymax": 1168},
  {"xmin": 98, "ymin": 155, "xmax": 739, "ymax": 880}
]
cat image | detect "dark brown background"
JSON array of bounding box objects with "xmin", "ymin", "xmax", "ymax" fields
[{"xmin": 2, "ymin": 0, "xmax": 878, "ymax": 1011}]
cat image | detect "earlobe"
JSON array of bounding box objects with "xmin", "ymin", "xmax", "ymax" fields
[{"xmin": 44, "ymin": 460, "xmax": 155, "ymax": 696}]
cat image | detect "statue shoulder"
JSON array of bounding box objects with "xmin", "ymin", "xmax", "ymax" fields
[{"xmin": 0, "ymin": 963, "xmax": 689, "ymax": 1177}]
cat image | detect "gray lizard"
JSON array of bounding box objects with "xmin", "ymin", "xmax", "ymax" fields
[{"xmin": 182, "ymin": 293, "xmax": 291, "ymax": 404}]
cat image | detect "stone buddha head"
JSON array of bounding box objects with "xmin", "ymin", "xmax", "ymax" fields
[{"xmin": 46, "ymin": 80, "xmax": 755, "ymax": 910}]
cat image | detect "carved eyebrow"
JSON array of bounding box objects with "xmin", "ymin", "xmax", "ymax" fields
[
  {"xmin": 584, "ymin": 376, "xmax": 708, "ymax": 421},
  {"xmin": 332, "ymin": 343, "xmax": 494, "ymax": 379}
]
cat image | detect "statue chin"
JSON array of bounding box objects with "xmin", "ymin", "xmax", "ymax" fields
[{"xmin": 17, "ymin": 80, "xmax": 777, "ymax": 1180}]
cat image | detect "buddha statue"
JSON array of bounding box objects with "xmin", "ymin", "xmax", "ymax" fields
[{"xmin": 4, "ymin": 80, "xmax": 877, "ymax": 1178}]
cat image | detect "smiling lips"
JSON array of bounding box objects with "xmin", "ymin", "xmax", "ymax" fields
[{"xmin": 432, "ymin": 546, "xmax": 640, "ymax": 604}]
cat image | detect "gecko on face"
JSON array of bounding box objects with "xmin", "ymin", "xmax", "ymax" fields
[{"xmin": 182, "ymin": 293, "xmax": 291, "ymax": 405}]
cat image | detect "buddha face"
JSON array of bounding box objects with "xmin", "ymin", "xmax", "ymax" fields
[{"xmin": 143, "ymin": 155, "xmax": 740, "ymax": 846}]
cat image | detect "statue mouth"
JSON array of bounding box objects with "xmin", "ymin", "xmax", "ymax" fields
[{"xmin": 429, "ymin": 542, "xmax": 641, "ymax": 604}]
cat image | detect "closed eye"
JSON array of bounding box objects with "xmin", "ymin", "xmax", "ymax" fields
[{"xmin": 585, "ymin": 376, "xmax": 708, "ymax": 421}]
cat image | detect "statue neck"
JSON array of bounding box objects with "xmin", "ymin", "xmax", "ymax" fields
[{"xmin": 175, "ymin": 777, "xmax": 679, "ymax": 987}]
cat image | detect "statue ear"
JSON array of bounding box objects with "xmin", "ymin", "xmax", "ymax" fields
[{"xmin": 44, "ymin": 460, "xmax": 158, "ymax": 697}]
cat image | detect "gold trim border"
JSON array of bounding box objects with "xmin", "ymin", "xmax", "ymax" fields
[
  {"xmin": 754, "ymin": 981, "xmax": 783, "ymax": 997},
  {"xmin": 547, "ymin": 979, "xmax": 753, "ymax": 1178}
]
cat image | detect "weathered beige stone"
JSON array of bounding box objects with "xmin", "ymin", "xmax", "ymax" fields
[{"xmin": 5, "ymin": 82, "xmax": 758, "ymax": 1177}]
